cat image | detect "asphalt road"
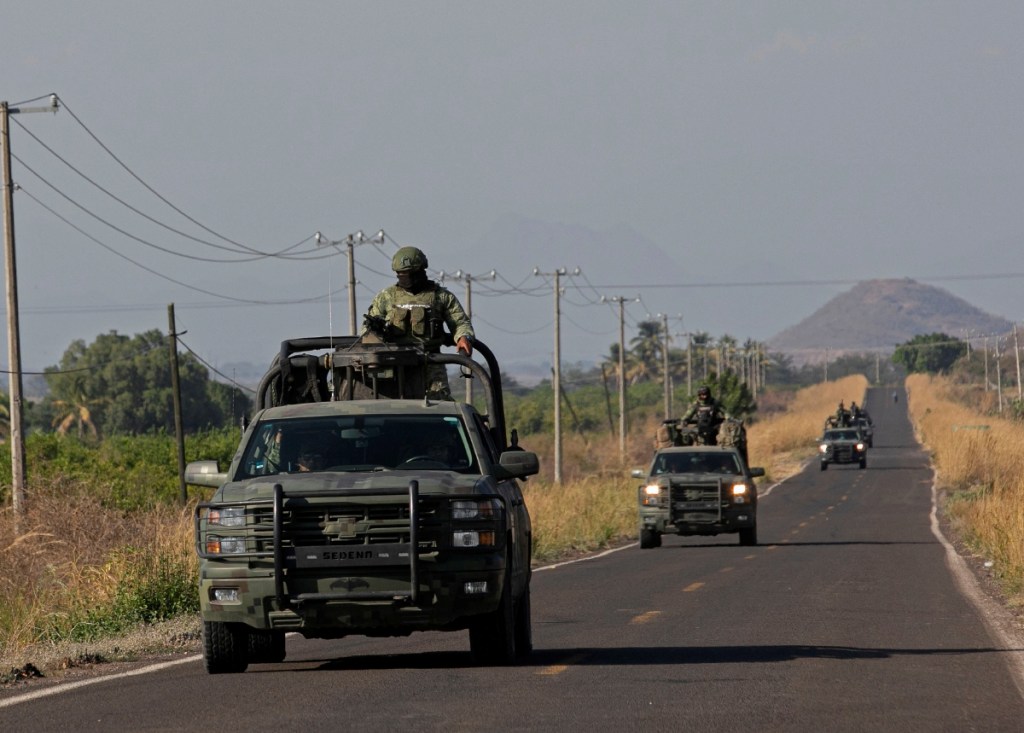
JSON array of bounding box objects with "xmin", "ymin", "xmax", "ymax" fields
[{"xmin": 4, "ymin": 387, "xmax": 1024, "ymax": 732}]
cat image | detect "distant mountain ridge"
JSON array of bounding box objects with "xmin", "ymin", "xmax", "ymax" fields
[{"xmin": 768, "ymin": 279, "xmax": 1013, "ymax": 360}]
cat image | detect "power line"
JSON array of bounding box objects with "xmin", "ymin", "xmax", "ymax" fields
[{"xmin": 18, "ymin": 186, "xmax": 339, "ymax": 306}]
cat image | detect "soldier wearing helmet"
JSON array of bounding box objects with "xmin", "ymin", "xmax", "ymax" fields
[
  {"xmin": 360, "ymin": 246, "xmax": 475, "ymax": 399},
  {"xmin": 682, "ymin": 385, "xmax": 725, "ymax": 444}
]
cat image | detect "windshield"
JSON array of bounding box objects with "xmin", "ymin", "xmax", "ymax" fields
[
  {"xmin": 652, "ymin": 451, "xmax": 741, "ymax": 475},
  {"xmin": 826, "ymin": 430, "xmax": 860, "ymax": 441},
  {"xmin": 237, "ymin": 414, "xmax": 479, "ymax": 478}
]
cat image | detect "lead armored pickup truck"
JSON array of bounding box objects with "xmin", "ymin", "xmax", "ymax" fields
[{"xmin": 188, "ymin": 336, "xmax": 538, "ymax": 673}]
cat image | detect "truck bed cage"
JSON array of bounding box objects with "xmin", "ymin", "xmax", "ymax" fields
[{"xmin": 255, "ymin": 336, "xmax": 509, "ymax": 451}]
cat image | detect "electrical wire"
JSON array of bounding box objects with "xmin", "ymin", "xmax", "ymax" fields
[{"xmin": 19, "ymin": 186, "xmax": 341, "ymax": 306}]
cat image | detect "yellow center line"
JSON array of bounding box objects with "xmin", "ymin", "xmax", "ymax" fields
[
  {"xmin": 538, "ymin": 652, "xmax": 587, "ymax": 676},
  {"xmin": 720, "ymin": 566, "xmax": 734, "ymax": 573},
  {"xmin": 630, "ymin": 610, "xmax": 662, "ymax": 625},
  {"xmin": 799, "ymin": 521, "xmax": 809, "ymax": 528},
  {"xmin": 682, "ymin": 582, "xmax": 705, "ymax": 592},
  {"xmin": 744, "ymin": 554, "xmax": 757, "ymax": 560}
]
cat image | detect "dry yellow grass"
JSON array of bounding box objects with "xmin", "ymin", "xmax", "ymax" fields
[
  {"xmin": 905, "ymin": 373, "xmax": 1024, "ymax": 600},
  {"xmin": 0, "ymin": 479, "xmax": 196, "ymax": 662}
]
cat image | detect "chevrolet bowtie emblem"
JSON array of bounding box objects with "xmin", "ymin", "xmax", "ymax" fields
[{"xmin": 323, "ymin": 518, "xmax": 357, "ymax": 538}]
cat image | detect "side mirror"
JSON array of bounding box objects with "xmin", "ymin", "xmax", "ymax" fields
[
  {"xmin": 631, "ymin": 468, "xmax": 646, "ymax": 479},
  {"xmin": 749, "ymin": 467, "xmax": 765, "ymax": 478},
  {"xmin": 497, "ymin": 450, "xmax": 540, "ymax": 478},
  {"xmin": 185, "ymin": 460, "xmax": 227, "ymax": 488}
]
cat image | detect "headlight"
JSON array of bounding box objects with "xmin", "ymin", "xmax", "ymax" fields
[
  {"xmin": 453, "ymin": 530, "xmax": 496, "ymax": 547},
  {"xmin": 206, "ymin": 536, "xmax": 246, "ymax": 554},
  {"xmin": 731, "ymin": 483, "xmax": 749, "ymax": 496},
  {"xmin": 644, "ymin": 485, "xmax": 662, "ymax": 496},
  {"xmin": 818, "ymin": 445, "xmax": 828, "ymax": 454},
  {"xmin": 452, "ymin": 499, "xmax": 501, "ymax": 520},
  {"xmin": 856, "ymin": 443, "xmax": 865, "ymax": 451},
  {"xmin": 208, "ymin": 506, "xmax": 245, "ymax": 527}
]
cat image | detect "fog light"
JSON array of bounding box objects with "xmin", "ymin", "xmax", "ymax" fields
[
  {"xmin": 464, "ymin": 581, "xmax": 488, "ymax": 595},
  {"xmin": 454, "ymin": 531, "xmax": 480, "ymax": 547},
  {"xmin": 212, "ymin": 587, "xmax": 239, "ymax": 603}
]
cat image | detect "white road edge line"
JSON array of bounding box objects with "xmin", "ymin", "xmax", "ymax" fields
[
  {"xmin": 0, "ymin": 655, "xmax": 200, "ymax": 709},
  {"xmin": 928, "ymin": 471, "xmax": 1024, "ymax": 701}
]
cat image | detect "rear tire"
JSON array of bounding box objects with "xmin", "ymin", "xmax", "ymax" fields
[
  {"xmin": 248, "ymin": 630, "xmax": 286, "ymax": 664},
  {"xmin": 739, "ymin": 526, "xmax": 758, "ymax": 546},
  {"xmin": 203, "ymin": 621, "xmax": 249, "ymax": 674},
  {"xmin": 470, "ymin": 558, "xmax": 517, "ymax": 665}
]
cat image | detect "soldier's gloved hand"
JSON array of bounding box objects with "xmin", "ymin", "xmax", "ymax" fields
[
  {"xmin": 363, "ymin": 314, "xmax": 386, "ymax": 335},
  {"xmin": 457, "ymin": 336, "xmax": 473, "ymax": 356}
]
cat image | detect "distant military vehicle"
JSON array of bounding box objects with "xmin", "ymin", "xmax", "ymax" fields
[
  {"xmin": 818, "ymin": 427, "xmax": 868, "ymax": 470},
  {"xmin": 854, "ymin": 416, "xmax": 874, "ymax": 448},
  {"xmin": 188, "ymin": 335, "xmax": 538, "ymax": 673},
  {"xmin": 633, "ymin": 445, "xmax": 764, "ymax": 548}
]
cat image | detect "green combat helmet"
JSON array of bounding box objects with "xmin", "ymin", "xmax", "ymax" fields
[{"xmin": 392, "ymin": 246, "xmax": 428, "ymax": 272}]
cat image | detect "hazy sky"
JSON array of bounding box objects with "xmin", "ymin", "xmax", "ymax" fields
[{"xmin": 4, "ymin": 2, "xmax": 1023, "ymax": 382}]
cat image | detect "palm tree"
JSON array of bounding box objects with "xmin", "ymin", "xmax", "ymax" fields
[
  {"xmin": 690, "ymin": 331, "xmax": 711, "ymax": 383},
  {"xmin": 50, "ymin": 376, "xmax": 102, "ymax": 439},
  {"xmin": 629, "ymin": 320, "xmax": 664, "ymax": 380}
]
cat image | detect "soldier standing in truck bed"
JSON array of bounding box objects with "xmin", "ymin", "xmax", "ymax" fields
[
  {"xmin": 682, "ymin": 386, "xmax": 725, "ymax": 444},
  {"xmin": 360, "ymin": 246, "xmax": 475, "ymax": 399}
]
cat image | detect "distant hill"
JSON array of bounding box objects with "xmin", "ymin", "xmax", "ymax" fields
[{"xmin": 768, "ymin": 279, "xmax": 1013, "ymax": 362}]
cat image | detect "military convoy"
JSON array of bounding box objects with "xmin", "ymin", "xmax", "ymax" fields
[{"xmin": 188, "ymin": 335, "xmax": 538, "ymax": 673}]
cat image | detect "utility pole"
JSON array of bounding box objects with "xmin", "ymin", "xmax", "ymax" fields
[
  {"xmin": 2, "ymin": 94, "xmax": 59, "ymax": 520},
  {"xmin": 1014, "ymin": 325, "xmax": 1022, "ymax": 401},
  {"xmin": 604, "ymin": 296, "xmax": 638, "ymax": 459},
  {"xmin": 687, "ymin": 332, "xmax": 693, "ymax": 397},
  {"xmin": 315, "ymin": 229, "xmax": 385, "ymax": 335},
  {"xmin": 659, "ymin": 313, "xmax": 670, "ymax": 420},
  {"xmin": 535, "ymin": 267, "xmax": 577, "ymax": 483},
  {"xmin": 167, "ymin": 304, "xmax": 187, "ymax": 504},
  {"xmin": 443, "ymin": 268, "xmax": 495, "ymax": 403},
  {"xmin": 824, "ymin": 347, "xmax": 830, "ymax": 382},
  {"xmin": 996, "ymin": 337, "xmax": 1003, "ymax": 413},
  {"xmin": 984, "ymin": 337, "xmax": 990, "ymax": 390}
]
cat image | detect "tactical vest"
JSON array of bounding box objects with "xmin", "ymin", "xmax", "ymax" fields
[{"xmin": 384, "ymin": 286, "xmax": 443, "ymax": 348}]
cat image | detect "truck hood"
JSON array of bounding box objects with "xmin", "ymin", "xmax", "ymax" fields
[{"xmin": 214, "ymin": 470, "xmax": 488, "ymax": 502}]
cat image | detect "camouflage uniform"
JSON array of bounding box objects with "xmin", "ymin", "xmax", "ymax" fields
[
  {"xmin": 361, "ymin": 282, "xmax": 474, "ymax": 400},
  {"xmin": 682, "ymin": 394, "xmax": 725, "ymax": 445}
]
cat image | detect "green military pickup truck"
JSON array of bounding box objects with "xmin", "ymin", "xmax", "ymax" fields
[
  {"xmin": 633, "ymin": 445, "xmax": 764, "ymax": 548},
  {"xmin": 189, "ymin": 336, "xmax": 538, "ymax": 673}
]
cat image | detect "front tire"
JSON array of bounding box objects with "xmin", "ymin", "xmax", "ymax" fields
[
  {"xmin": 820, "ymin": 461, "xmax": 828, "ymax": 471},
  {"xmin": 739, "ymin": 526, "xmax": 758, "ymax": 546},
  {"xmin": 514, "ymin": 583, "xmax": 533, "ymax": 657},
  {"xmin": 470, "ymin": 558, "xmax": 517, "ymax": 665},
  {"xmin": 859, "ymin": 457, "xmax": 867, "ymax": 469},
  {"xmin": 639, "ymin": 528, "xmax": 661, "ymax": 549},
  {"xmin": 203, "ymin": 621, "xmax": 249, "ymax": 674}
]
